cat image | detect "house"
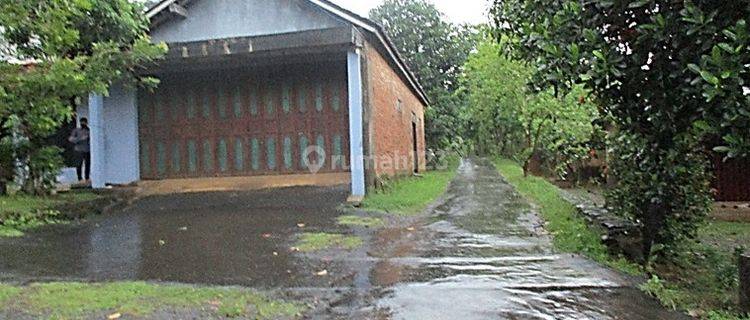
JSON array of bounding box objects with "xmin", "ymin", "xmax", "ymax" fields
[
  {"xmin": 79, "ymin": 0, "xmax": 429, "ymax": 198},
  {"xmin": 712, "ymin": 155, "xmax": 750, "ymax": 202}
]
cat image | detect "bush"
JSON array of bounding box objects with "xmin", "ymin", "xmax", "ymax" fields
[
  {"xmin": 608, "ymin": 132, "xmax": 713, "ymax": 261},
  {"xmin": 25, "ymin": 146, "xmax": 64, "ymax": 195}
]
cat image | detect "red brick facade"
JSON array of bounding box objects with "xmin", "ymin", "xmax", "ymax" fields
[{"xmin": 364, "ymin": 43, "xmax": 427, "ymax": 179}]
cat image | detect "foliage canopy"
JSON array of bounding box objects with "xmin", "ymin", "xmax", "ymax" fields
[
  {"xmin": 491, "ymin": 0, "xmax": 749, "ymax": 260},
  {"xmin": 0, "ymin": 0, "xmax": 166, "ymax": 193},
  {"xmin": 370, "ymin": 0, "xmax": 477, "ymax": 150},
  {"xmin": 461, "ymin": 38, "xmax": 599, "ymax": 177}
]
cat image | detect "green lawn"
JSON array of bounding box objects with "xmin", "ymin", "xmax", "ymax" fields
[
  {"xmin": 700, "ymin": 220, "xmax": 750, "ymax": 252},
  {"xmin": 494, "ymin": 158, "xmax": 641, "ymax": 275},
  {"xmin": 0, "ymin": 281, "xmax": 302, "ymax": 319},
  {"xmin": 0, "ymin": 191, "xmax": 99, "ymax": 237},
  {"xmin": 362, "ymin": 169, "xmax": 457, "ymax": 216}
]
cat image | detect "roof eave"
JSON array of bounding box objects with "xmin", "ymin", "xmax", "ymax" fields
[
  {"xmin": 306, "ymin": 0, "xmax": 430, "ymax": 106},
  {"xmin": 145, "ymin": 0, "xmax": 430, "ymax": 106}
]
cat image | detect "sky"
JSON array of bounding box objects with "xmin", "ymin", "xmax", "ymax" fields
[{"xmin": 328, "ymin": 0, "xmax": 491, "ymax": 25}]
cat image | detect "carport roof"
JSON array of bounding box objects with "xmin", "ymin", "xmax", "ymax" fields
[{"xmin": 145, "ymin": 0, "xmax": 430, "ymax": 106}]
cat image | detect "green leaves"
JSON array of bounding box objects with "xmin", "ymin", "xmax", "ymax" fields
[
  {"xmin": 460, "ymin": 39, "xmax": 598, "ymax": 178},
  {"xmin": 491, "ymin": 0, "xmax": 749, "ymax": 263},
  {"xmin": 0, "ymin": 0, "xmax": 166, "ymax": 194},
  {"xmin": 699, "ymin": 70, "xmax": 720, "ymax": 86},
  {"xmin": 370, "ymin": 0, "xmax": 477, "ymax": 150},
  {"xmin": 627, "ymin": 1, "xmax": 650, "ymax": 9}
]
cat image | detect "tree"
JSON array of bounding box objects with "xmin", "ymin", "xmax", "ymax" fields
[
  {"xmin": 491, "ymin": 0, "xmax": 750, "ymax": 263},
  {"xmin": 369, "ymin": 0, "xmax": 477, "ymax": 150},
  {"xmin": 461, "ymin": 37, "xmax": 598, "ymax": 177},
  {"xmin": 0, "ymin": 0, "xmax": 166, "ymax": 194}
]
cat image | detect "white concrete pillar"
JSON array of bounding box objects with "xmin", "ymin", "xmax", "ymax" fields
[
  {"xmin": 348, "ymin": 48, "xmax": 366, "ymax": 198},
  {"xmin": 102, "ymin": 86, "xmax": 140, "ymax": 185},
  {"xmin": 88, "ymin": 93, "xmax": 106, "ymax": 189}
]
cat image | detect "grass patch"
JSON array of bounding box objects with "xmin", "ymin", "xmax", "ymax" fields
[
  {"xmin": 0, "ymin": 226, "xmax": 24, "ymax": 238},
  {"xmin": 706, "ymin": 311, "xmax": 750, "ymax": 320},
  {"xmin": 295, "ymin": 232, "xmax": 363, "ymax": 252},
  {"xmin": 0, "ymin": 281, "xmax": 302, "ymax": 319},
  {"xmin": 362, "ymin": 170, "xmax": 457, "ymax": 216},
  {"xmin": 0, "ymin": 284, "xmax": 21, "ymax": 306},
  {"xmin": 0, "ymin": 192, "xmax": 98, "ymax": 215},
  {"xmin": 494, "ymin": 158, "xmax": 641, "ymax": 275},
  {"xmin": 642, "ymin": 220, "xmax": 750, "ymax": 318},
  {"xmin": 700, "ymin": 220, "xmax": 750, "ymax": 252},
  {"xmin": 0, "ymin": 191, "xmax": 99, "ymax": 237},
  {"xmin": 337, "ymin": 215, "xmax": 384, "ymax": 228}
]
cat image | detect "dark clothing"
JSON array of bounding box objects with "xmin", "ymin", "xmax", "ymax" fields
[
  {"xmin": 69, "ymin": 127, "xmax": 90, "ymax": 153},
  {"xmin": 69, "ymin": 125, "xmax": 91, "ymax": 181},
  {"xmin": 76, "ymin": 152, "xmax": 90, "ymax": 181}
]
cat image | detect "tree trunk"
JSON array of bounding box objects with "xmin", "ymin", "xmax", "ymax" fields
[{"xmin": 641, "ymin": 202, "xmax": 665, "ymax": 267}]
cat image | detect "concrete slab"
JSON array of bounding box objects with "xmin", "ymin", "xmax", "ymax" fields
[{"xmin": 137, "ymin": 173, "xmax": 350, "ymax": 196}]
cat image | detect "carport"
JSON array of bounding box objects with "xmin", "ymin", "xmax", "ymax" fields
[{"xmin": 86, "ymin": 26, "xmax": 367, "ymax": 196}]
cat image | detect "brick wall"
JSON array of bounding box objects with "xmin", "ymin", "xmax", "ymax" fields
[{"xmin": 364, "ymin": 43, "xmax": 427, "ymax": 178}]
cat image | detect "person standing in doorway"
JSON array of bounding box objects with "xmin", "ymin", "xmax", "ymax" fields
[{"xmin": 68, "ymin": 118, "xmax": 91, "ymax": 182}]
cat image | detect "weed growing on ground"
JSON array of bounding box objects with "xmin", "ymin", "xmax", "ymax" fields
[
  {"xmin": 0, "ymin": 226, "xmax": 23, "ymax": 237},
  {"xmin": 295, "ymin": 232, "xmax": 363, "ymax": 252},
  {"xmin": 0, "ymin": 192, "xmax": 99, "ymax": 237},
  {"xmin": 640, "ymin": 276, "xmax": 687, "ymax": 311},
  {"xmin": 337, "ymin": 215, "xmax": 384, "ymax": 228}
]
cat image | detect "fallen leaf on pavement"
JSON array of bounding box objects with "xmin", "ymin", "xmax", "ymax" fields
[{"xmin": 107, "ymin": 313, "xmax": 122, "ymax": 320}]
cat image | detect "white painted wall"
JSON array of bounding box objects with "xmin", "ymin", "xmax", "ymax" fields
[
  {"xmin": 101, "ymin": 85, "xmax": 140, "ymax": 185},
  {"xmin": 151, "ymin": 0, "xmax": 345, "ymax": 43},
  {"xmin": 88, "ymin": 85, "xmax": 140, "ymax": 188}
]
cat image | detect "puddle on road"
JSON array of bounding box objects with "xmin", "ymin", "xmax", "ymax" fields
[{"xmin": 0, "ymin": 186, "xmax": 352, "ymax": 288}]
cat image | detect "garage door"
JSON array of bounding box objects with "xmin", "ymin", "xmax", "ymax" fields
[{"xmin": 138, "ymin": 64, "xmax": 350, "ymax": 180}]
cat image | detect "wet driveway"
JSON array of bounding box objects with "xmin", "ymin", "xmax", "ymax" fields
[
  {"xmin": 0, "ymin": 158, "xmax": 690, "ymax": 319},
  {"xmin": 372, "ymin": 158, "xmax": 689, "ymax": 319},
  {"xmin": 0, "ymin": 186, "xmax": 351, "ymax": 288}
]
